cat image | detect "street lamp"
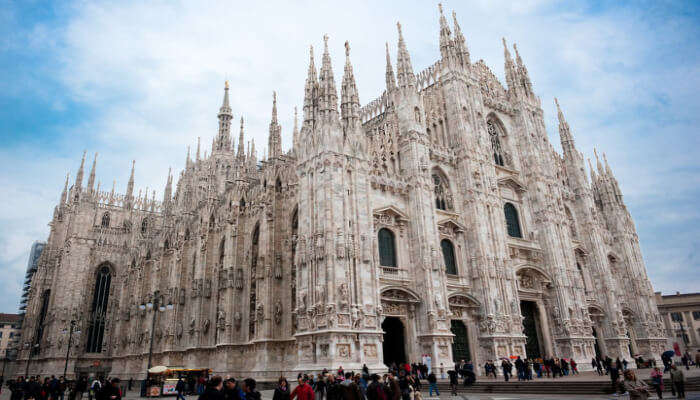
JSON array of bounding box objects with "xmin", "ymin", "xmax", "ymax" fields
[
  {"xmin": 25, "ymin": 342, "xmax": 39, "ymax": 377},
  {"xmin": 62, "ymin": 320, "xmax": 81, "ymax": 377},
  {"xmin": 143, "ymin": 291, "xmax": 172, "ymax": 397},
  {"xmin": 1, "ymin": 348, "xmax": 8, "ymax": 377}
]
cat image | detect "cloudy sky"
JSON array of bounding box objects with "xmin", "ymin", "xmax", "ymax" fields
[{"xmin": 1, "ymin": 0, "xmax": 698, "ymax": 313}]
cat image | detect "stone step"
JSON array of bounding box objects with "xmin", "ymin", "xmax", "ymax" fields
[{"xmin": 433, "ymin": 376, "xmax": 700, "ymax": 394}]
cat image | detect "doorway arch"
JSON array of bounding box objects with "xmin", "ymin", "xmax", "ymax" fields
[
  {"xmin": 382, "ymin": 317, "xmax": 407, "ymax": 367},
  {"xmin": 450, "ymin": 320, "xmax": 470, "ymax": 362},
  {"xmin": 520, "ymin": 300, "xmax": 543, "ymax": 358}
]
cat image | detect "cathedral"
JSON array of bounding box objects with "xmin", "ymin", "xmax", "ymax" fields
[{"xmin": 18, "ymin": 5, "xmax": 667, "ymax": 379}]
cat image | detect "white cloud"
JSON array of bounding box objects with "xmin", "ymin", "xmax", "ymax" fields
[{"xmin": 1, "ymin": 0, "xmax": 699, "ymax": 311}]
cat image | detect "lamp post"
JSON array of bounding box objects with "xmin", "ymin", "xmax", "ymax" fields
[
  {"xmin": 1, "ymin": 348, "xmax": 8, "ymax": 377},
  {"xmin": 142, "ymin": 291, "xmax": 173, "ymax": 397},
  {"xmin": 24, "ymin": 342, "xmax": 39, "ymax": 377},
  {"xmin": 62, "ymin": 320, "xmax": 80, "ymax": 377}
]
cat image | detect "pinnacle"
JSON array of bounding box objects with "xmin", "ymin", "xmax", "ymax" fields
[
  {"xmin": 385, "ymin": 42, "xmax": 396, "ymax": 90},
  {"xmin": 395, "ymin": 21, "xmax": 415, "ymax": 88},
  {"xmin": 271, "ymin": 90, "xmax": 278, "ymax": 125}
]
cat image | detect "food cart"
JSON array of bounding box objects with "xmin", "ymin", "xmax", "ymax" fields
[{"xmin": 146, "ymin": 366, "xmax": 211, "ymax": 396}]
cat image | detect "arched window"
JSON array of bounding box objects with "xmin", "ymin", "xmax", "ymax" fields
[
  {"xmin": 218, "ymin": 237, "xmax": 225, "ymax": 266},
  {"xmin": 184, "ymin": 228, "xmax": 190, "ymax": 241},
  {"xmin": 504, "ymin": 202, "xmax": 522, "ymax": 238},
  {"xmin": 86, "ymin": 265, "xmax": 111, "ymax": 353},
  {"xmin": 275, "ymin": 177, "xmax": 282, "ymax": 193},
  {"xmin": 487, "ymin": 119, "xmax": 504, "ymax": 166},
  {"xmin": 378, "ymin": 228, "xmax": 397, "ymax": 268},
  {"xmin": 33, "ymin": 290, "xmax": 51, "ymax": 354},
  {"xmin": 249, "ymin": 223, "xmax": 260, "ymax": 337},
  {"xmin": 141, "ymin": 218, "xmax": 148, "ymax": 234},
  {"xmin": 239, "ymin": 198, "xmax": 246, "ymax": 209},
  {"xmin": 101, "ymin": 212, "xmax": 110, "ymax": 228},
  {"xmin": 432, "ymin": 171, "xmax": 452, "ymax": 211},
  {"xmin": 290, "ymin": 207, "xmax": 298, "ymax": 329},
  {"xmin": 441, "ymin": 239, "xmax": 457, "ymax": 275}
]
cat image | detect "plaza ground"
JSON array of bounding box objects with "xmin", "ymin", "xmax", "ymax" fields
[{"xmin": 3, "ymin": 368, "xmax": 696, "ymax": 400}]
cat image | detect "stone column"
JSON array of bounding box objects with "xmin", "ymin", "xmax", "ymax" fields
[
  {"xmin": 536, "ymin": 301, "xmax": 554, "ymax": 357},
  {"xmin": 683, "ymin": 311, "xmax": 698, "ymax": 347}
]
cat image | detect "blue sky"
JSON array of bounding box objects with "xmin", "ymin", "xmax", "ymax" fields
[{"xmin": 1, "ymin": 0, "xmax": 699, "ymax": 313}]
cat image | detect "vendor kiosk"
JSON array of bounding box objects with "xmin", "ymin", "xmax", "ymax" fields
[{"xmin": 146, "ymin": 366, "xmax": 211, "ymax": 397}]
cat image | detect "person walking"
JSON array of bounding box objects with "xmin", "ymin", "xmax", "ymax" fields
[
  {"xmin": 366, "ymin": 375, "xmax": 386, "ymax": 400},
  {"xmin": 501, "ymin": 359, "xmax": 512, "ymax": 382},
  {"xmin": 622, "ymin": 370, "xmax": 650, "ymax": 400},
  {"xmin": 313, "ymin": 374, "xmax": 326, "ymax": 400},
  {"xmin": 176, "ymin": 378, "xmax": 187, "ymax": 400},
  {"xmin": 695, "ymin": 350, "xmax": 700, "ymax": 368},
  {"xmin": 514, "ymin": 357, "xmax": 523, "ymax": 381},
  {"xmin": 570, "ymin": 359, "xmax": 578, "ymax": 375},
  {"xmin": 291, "ymin": 375, "xmax": 315, "ymax": 400},
  {"xmin": 649, "ymin": 367, "xmax": 664, "ymax": 399},
  {"xmin": 241, "ymin": 379, "xmax": 261, "ymax": 400},
  {"xmin": 273, "ymin": 378, "xmax": 290, "ymax": 400},
  {"xmin": 198, "ymin": 376, "xmax": 224, "ymax": 400},
  {"xmin": 609, "ymin": 364, "xmax": 620, "ymax": 394},
  {"xmin": 446, "ymin": 369, "xmax": 458, "ymax": 396},
  {"xmin": 74, "ymin": 378, "xmax": 87, "ymax": 400},
  {"xmin": 426, "ymin": 372, "xmax": 438, "ymax": 397},
  {"xmin": 670, "ymin": 365, "xmax": 685, "ymax": 399}
]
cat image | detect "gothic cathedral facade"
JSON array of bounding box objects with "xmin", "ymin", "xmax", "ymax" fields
[{"xmin": 18, "ymin": 6, "xmax": 667, "ymax": 378}]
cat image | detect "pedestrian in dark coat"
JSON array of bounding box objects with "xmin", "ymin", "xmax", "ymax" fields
[
  {"xmin": 198, "ymin": 376, "xmax": 224, "ymax": 400},
  {"xmin": 272, "ymin": 378, "xmax": 290, "ymax": 400}
]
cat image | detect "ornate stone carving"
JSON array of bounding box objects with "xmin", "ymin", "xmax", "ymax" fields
[{"xmin": 274, "ymin": 300, "xmax": 282, "ymax": 325}]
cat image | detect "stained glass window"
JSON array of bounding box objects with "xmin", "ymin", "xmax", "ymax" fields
[
  {"xmin": 378, "ymin": 228, "xmax": 397, "ymax": 267},
  {"xmin": 86, "ymin": 265, "xmax": 111, "ymax": 353},
  {"xmin": 504, "ymin": 202, "xmax": 522, "ymax": 238},
  {"xmin": 441, "ymin": 239, "xmax": 457, "ymax": 275}
]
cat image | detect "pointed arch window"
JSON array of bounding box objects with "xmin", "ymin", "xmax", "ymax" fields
[
  {"xmin": 249, "ymin": 223, "xmax": 260, "ymax": 337},
  {"xmin": 290, "ymin": 207, "xmax": 298, "ymax": 328},
  {"xmin": 378, "ymin": 228, "xmax": 397, "ymax": 268},
  {"xmin": 33, "ymin": 289, "xmax": 51, "ymax": 354},
  {"xmin": 504, "ymin": 202, "xmax": 522, "ymax": 238},
  {"xmin": 441, "ymin": 239, "xmax": 457, "ymax": 275},
  {"xmin": 218, "ymin": 237, "xmax": 226, "ymax": 266},
  {"xmin": 86, "ymin": 265, "xmax": 111, "ymax": 353},
  {"xmin": 487, "ymin": 119, "xmax": 505, "ymax": 166},
  {"xmin": 101, "ymin": 212, "xmax": 110, "ymax": 228},
  {"xmin": 141, "ymin": 218, "xmax": 148, "ymax": 234},
  {"xmin": 275, "ymin": 178, "xmax": 282, "ymax": 193}
]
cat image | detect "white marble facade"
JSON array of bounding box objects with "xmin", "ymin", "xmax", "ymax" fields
[{"xmin": 18, "ymin": 5, "xmax": 667, "ymax": 379}]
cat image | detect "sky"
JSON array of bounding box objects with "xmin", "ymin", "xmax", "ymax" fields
[{"xmin": 0, "ymin": 0, "xmax": 698, "ymax": 313}]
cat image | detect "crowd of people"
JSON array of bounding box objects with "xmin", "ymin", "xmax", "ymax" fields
[
  {"xmin": 196, "ymin": 365, "xmax": 427, "ymax": 400},
  {"xmin": 4, "ymin": 376, "xmax": 122, "ymax": 400},
  {"xmin": 2, "ymin": 351, "xmax": 698, "ymax": 400}
]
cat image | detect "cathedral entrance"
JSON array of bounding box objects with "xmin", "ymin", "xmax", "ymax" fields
[
  {"xmin": 382, "ymin": 317, "xmax": 407, "ymax": 367},
  {"xmin": 520, "ymin": 301, "xmax": 542, "ymax": 358},
  {"xmin": 450, "ymin": 320, "xmax": 470, "ymax": 362}
]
